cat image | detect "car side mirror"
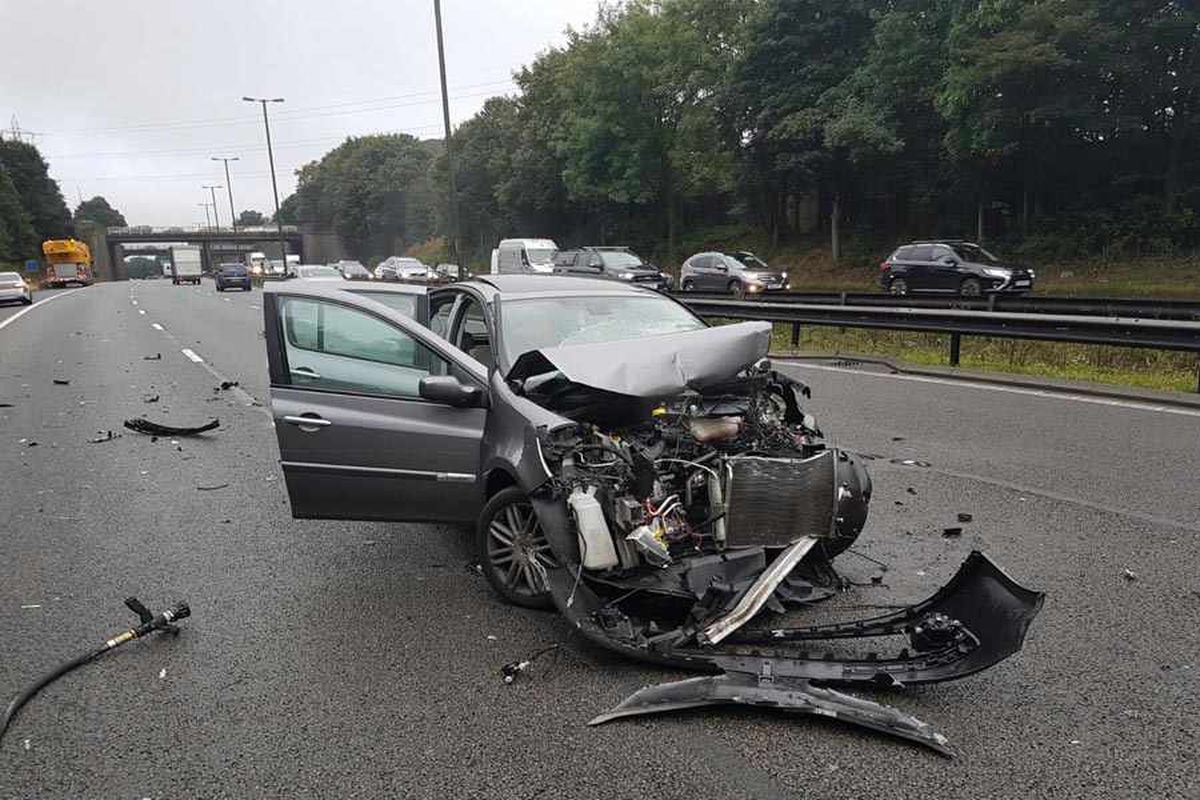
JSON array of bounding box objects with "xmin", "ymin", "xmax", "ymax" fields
[
  {"xmin": 419, "ymin": 375, "xmax": 485, "ymax": 408},
  {"xmin": 941, "ymin": 256, "xmax": 958, "ymax": 265},
  {"xmin": 715, "ymin": 263, "xmax": 728, "ymax": 272}
]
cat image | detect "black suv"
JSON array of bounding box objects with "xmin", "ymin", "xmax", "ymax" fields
[
  {"xmin": 879, "ymin": 241, "xmax": 1034, "ymax": 297},
  {"xmin": 552, "ymin": 246, "xmax": 670, "ymax": 291}
]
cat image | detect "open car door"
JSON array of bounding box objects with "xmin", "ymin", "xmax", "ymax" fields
[{"xmin": 263, "ymin": 287, "xmax": 488, "ymax": 522}]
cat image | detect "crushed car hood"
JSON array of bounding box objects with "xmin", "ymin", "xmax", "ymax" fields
[{"xmin": 507, "ymin": 320, "xmax": 772, "ymax": 398}]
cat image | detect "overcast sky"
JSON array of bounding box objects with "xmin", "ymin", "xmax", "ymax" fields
[{"xmin": 0, "ymin": 0, "xmax": 600, "ymax": 226}]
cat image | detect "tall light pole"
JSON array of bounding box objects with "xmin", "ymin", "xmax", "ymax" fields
[
  {"xmin": 433, "ymin": 0, "xmax": 459, "ymax": 265},
  {"xmin": 197, "ymin": 202, "xmax": 212, "ymax": 231},
  {"xmin": 243, "ymin": 96, "xmax": 287, "ymax": 264},
  {"xmin": 202, "ymin": 184, "xmax": 223, "ymax": 229},
  {"xmin": 211, "ymin": 156, "xmax": 239, "ymax": 229}
]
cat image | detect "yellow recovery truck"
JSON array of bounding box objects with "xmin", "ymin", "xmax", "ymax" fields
[{"xmin": 42, "ymin": 239, "xmax": 95, "ymax": 287}]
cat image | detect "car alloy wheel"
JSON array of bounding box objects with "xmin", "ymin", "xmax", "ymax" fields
[
  {"xmin": 478, "ymin": 487, "xmax": 557, "ymax": 609},
  {"xmin": 728, "ymin": 280, "xmax": 745, "ymax": 298},
  {"xmin": 889, "ymin": 278, "xmax": 908, "ymax": 296},
  {"xmin": 681, "ymin": 278, "xmax": 694, "ymax": 292},
  {"xmin": 959, "ymin": 277, "xmax": 983, "ymax": 297}
]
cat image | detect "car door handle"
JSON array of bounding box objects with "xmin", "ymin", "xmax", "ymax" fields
[
  {"xmin": 291, "ymin": 366, "xmax": 321, "ymax": 379},
  {"xmin": 283, "ymin": 415, "xmax": 332, "ymax": 428}
]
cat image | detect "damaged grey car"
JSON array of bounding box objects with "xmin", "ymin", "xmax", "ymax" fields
[{"xmin": 262, "ymin": 276, "xmax": 1043, "ymax": 755}]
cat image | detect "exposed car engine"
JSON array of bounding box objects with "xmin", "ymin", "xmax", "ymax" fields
[{"xmin": 532, "ymin": 364, "xmax": 872, "ymax": 576}]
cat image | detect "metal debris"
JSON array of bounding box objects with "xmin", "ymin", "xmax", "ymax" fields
[
  {"xmin": 52, "ymin": 379, "xmax": 70, "ymax": 385},
  {"xmin": 88, "ymin": 430, "xmax": 117, "ymax": 444},
  {"xmin": 142, "ymin": 394, "xmax": 160, "ymax": 403},
  {"xmin": 942, "ymin": 527, "xmax": 963, "ymax": 538},
  {"xmin": 196, "ymin": 483, "xmax": 230, "ymax": 492},
  {"xmin": 124, "ymin": 417, "xmax": 219, "ymax": 437},
  {"xmin": 501, "ymin": 644, "xmax": 560, "ymax": 683},
  {"xmin": 957, "ymin": 513, "xmax": 973, "ymax": 523},
  {"xmin": 1122, "ymin": 568, "xmax": 1138, "ymax": 582},
  {"xmin": 216, "ymin": 380, "xmax": 240, "ymax": 391},
  {"xmin": 142, "ymin": 353, "xmax": 162, "ymax": 360}
]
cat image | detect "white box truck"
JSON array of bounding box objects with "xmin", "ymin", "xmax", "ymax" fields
[{"xmin": 170, "ymin": 245, "xmax": 202, "ymax": 285}]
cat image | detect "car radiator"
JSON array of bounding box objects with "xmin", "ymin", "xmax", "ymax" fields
[{"xmin": 723, "ymin": 451, "xmax": 837, "ymax": 547}]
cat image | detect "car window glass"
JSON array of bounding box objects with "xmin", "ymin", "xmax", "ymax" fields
[
  {"xmin": 455, "ymin": 298, "xmax": 493, "ymax": 370},
  {"xmin": 931, "ymin": 245, "xmax": 954, "ymax": 261},
  {"xmin": 280, "ymin": 297, "xmax": 450, "ymax": 397},
  {"xmin": 353, "ymin": 291, "xmax": 420, "ymax": 319},
  {"xmin": 894, "ymin": 246, "xmax": 915, "ymax": 260},
  {"xmin": 429, "ymin": 296, "xmax": 455, "ymax": 338},
  {"xmin": 909, "ymin": 246, "xmax": 934, "ymax": 261}
]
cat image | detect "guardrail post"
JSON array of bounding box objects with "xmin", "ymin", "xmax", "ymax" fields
[
  {"xmin": 987, "ymin": 294, "xmax": 996, "ymax": 312},
  {"xmin": 949, "ymin": 332, "xmax": 962, "ymax": 367},
  {"xmin": 790, "ymin": 321, "xmax": 801, "ymax": 348}
]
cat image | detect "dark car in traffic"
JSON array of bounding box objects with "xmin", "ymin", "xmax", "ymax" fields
[
  {"xmin": 678, "ymin": 251, "xmax": 789, "ymax": 295},
  {"xmin": 214, "ymin": 263, "xmax": 252, "ymax": 292},
  {"xmin": 552, "ymin": 246, "xmax": 670, "ymax": 291},
  {"xmin": 879, "ymin": 240, "xmax": 1035, "ymax": 296}
]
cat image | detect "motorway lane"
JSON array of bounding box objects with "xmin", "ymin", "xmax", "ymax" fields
[
  {"xmin": 0, "ymin": 286, "xmax": 79, "ymax": 328},
  {"xmin": 1, "ymin": 280, "xmax": 1197, "ymax": 798}
]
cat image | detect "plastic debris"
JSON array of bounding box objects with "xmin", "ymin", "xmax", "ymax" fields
[
  {"xmin": 142, "ymin": 353, "xmax": 162, "ymax": 360},
  {"xmin": 124, "ymin": 417, "xmax": 219, "ymax": 437},
  {"xmin": 942, "ymin": 527, "xmax": 963, "ymax": 538},
  {"xmin": 20, "ymin": 604, "xmax": 41, "ymax": 610},
  {"xmin": 957, "ymin": 513, "xmax": 973, "ymax": 523},
  {"xmin": 217, "ymin": 380, "xmax": 240, "ymax": 391},
  {"xmin": 158, "ymin": 668, "xmax": 167, "ymax": 680},
  {"xmin": 196, "ymin": 483, "xmax": 229, "ymax": 492},
  {"xmin": 88, "ymin": 430, "xmax": 117, "ymax": 444},
  {"xmin": 142, "ymin": 394, "xmax": 160, "ymax": 403},
  {"xmin": 1122, "ymin": 568, "xmax": 1137, "ymax": 582},
  {"xmin": 52, "ymin": 379, "xmax": 70, "ymax": 385}
]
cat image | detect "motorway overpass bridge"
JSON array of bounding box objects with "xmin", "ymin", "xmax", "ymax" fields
[{"xmin": 97, "ymin": 225, "xmax": 306, "ymax": 280}]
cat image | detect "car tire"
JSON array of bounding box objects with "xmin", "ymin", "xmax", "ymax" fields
[
  {"xmin": 22, "ymin": 294, "xmax": 33, "ymax": 305},
  {"xmin": 477, "ymin": 486, "xmax": 556, "ymax": 610},
  {"xmin": 959, "ymin": 277, "xmax": 983, "ymax": 297},
  {"xmin": 728, "ymin": 280, "xmax": 745, "ymax": 298},
  {"xmin": 681, "ymin": 278, "xmax": 695, "ymax": 292},
  {"xmin": 888, "ymin": 278, "xmax": 909, "ymax": 296}
]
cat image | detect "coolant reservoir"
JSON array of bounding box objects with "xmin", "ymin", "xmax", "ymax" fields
[{"xmin": 569, "ymin": 486, "xmax": 620, "ymax": 571}]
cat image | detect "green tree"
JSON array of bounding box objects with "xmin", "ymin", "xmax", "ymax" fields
[
  {"xmin": 0, "ymin": 165, "xmax": 38, "ymax": 265},
  {"xmin": 0, "ymin": 140, "xmax": 71, "ymax": 242},
  {"xmin": 290, "ymin": 134, "xmax": 439, "ymax": 259},
  {"xmin": 125, "ymin": 255, "xmax": 160, "ymax": 279},
  {"xmin": 74, "ymin": 195, "xmax": 127, "ymax": 228}
]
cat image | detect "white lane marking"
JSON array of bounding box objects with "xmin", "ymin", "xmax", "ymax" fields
[
  {"xmin": 784, "ymin": 362, "xmax": 1200, "ymax": 419},
  {"xmin": 181, "ymin": 348, "xmax": 204, "ymax": 363},
  {"xmin": 131, "ymin": 299, "xmax": 138, "ymax": 306},
  {"xmin": 0, "ymin": 289, "xmax": 81, "ymax": 332},
  {"xmin": 249, "ymin": 304, "xmax": 260, "ymax": 310},
  {"xmin": 151, "ymin": 322, "xmax": 164, "ymax": 331}
]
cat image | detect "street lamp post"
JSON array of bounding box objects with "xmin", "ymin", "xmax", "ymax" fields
[
  {"xmin": 211, "ymin": 156, "xmax": 239, "ymax": 230},
  {"xmin": 203, "ymin": 184, "xmax": 223, "ymax": 229},
  {"xmin": 197, "ymin": 202, "xmax": 212, "ymax": 231},
  {"xmin": 242, "ymin": 96, "xmax": 287, "ymax": 265},
  {"xmin": 433, "ymin": 0, "xmax": 459, "ymax": 265}
]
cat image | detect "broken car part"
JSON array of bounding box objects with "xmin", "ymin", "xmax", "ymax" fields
[
  {"xmin": 123, "ymin": 417, "xmax": 219, "ymax": 437},
  {"xmin": 0, "ymin": 597, "xmax": 191, "ymax": 743}
]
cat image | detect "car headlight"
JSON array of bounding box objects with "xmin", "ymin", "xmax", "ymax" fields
[
  {"xmin": 982, "ymin": 268, "xmax": 1011, "ymax": 279},
  {"xmin": 619, "ymin": 272, "xmax": 635, "ymax": 280},
  {"xmin": 781, "ymin": 271, "xmax": 788, "ymax": 280}
]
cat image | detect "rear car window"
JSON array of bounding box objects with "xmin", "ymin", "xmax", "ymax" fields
[
  {"xmin": 353, "ymin": 291, "xmax": 420, "ymax": 319},
  {"xmin": 220, "ymin": 265, "xmax": 247, "ymax": 275}
]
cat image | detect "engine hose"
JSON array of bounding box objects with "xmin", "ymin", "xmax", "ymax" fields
[{"xmin": 0, "ymin": 598, "xmax": 189, "ymax": 743}]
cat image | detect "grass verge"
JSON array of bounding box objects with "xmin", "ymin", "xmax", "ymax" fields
[{"xmin": 768, "ymin": 324, "xmax": 1200, "ymax": 394}]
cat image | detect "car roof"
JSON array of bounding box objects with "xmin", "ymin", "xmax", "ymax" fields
[{"xmin": 265, "ymin": 280, "xmax": 425, "ymax": 297}]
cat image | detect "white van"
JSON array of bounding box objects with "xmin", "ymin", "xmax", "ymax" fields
[{"xmin": 490, "ymin": 238, "xmax": 559, "ymax": 274}]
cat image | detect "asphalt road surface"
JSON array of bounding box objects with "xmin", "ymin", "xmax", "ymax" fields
[{"xmin": 1, "ymin": 279, "xmax": 1197, "ymax": 798}]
